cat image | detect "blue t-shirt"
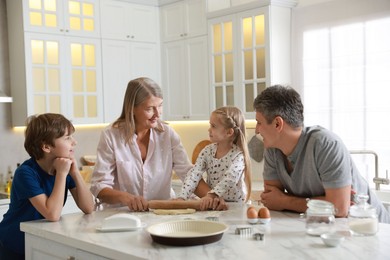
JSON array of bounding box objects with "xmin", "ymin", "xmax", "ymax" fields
[{"xmin": 0, "ymin": 158, "xmax": 76, "ymax": 254}]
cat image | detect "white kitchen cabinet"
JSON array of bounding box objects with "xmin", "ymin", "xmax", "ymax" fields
[
  {"xmin": 102, "ymin": 39, "xmax": 160, "ymax": 123},
  {"xmin": 160, "ymin": 0, "xmax": 207, "ymax": 42},
  {"xmin": 22, "ymin": 0, "xmax": 100, "ymax": 38},
  {"xmin": 100, "ymin": 0, "xmax": 158, "ymax": 43},
  {"xmin": 25, "ymin": 234, "xmax": 109, "ymax": 260},
  {"xmin": 100, "ymin": 0, "xmax": 160, "ymax": 123},
  {"xmin": 7, "ymin": 0, "xmax": 103, "ymax": 126},
  {"xmin": 208, "ymin": 3, "xmax": 293, "ymax": 118},
  {"xmin": 162, "ymin": 36, "xmax": 209, "ymax": 120}
]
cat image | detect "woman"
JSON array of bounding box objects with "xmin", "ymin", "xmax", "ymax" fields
[{"xmin": 90, "ymin": 77, "xmax": 224, "ymax": 211}]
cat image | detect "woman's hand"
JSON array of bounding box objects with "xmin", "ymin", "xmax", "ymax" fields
[{"xmin": 122, "ymin": 193, "xmax": 149, "ymax": 211}]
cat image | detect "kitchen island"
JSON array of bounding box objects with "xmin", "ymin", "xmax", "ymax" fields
[{"xmin": 21, "ymin": 203, "xmax": 390, "ymax": 260}]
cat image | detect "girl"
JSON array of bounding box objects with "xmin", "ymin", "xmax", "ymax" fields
[{"xmin": 178, "ymin": 106, "xmax": 252, "ymax": 209}]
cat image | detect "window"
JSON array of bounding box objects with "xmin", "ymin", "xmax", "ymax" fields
[{"xmin": 301, "ymin": 17, "xmax": 390, "ymax": 190}]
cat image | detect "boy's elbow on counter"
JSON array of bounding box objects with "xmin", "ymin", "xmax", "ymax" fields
[
  {"xmin": 82, "ymin": 207, "xmax": 94, "ymax": 214},
  {"xmin": 46, "ymin": 214, "xmax": 61, "ymax": 222}
]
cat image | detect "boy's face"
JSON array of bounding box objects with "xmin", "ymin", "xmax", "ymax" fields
[{"xmin": 49, "ymin": 129, "xmax": 77, "ymax": 159}]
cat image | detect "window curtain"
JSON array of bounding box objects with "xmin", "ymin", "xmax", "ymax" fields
[{"xmin": 292, "ymin": 0, "xmax": 390, "ymax": 189}]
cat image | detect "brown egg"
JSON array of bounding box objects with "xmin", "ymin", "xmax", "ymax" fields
[
  {"xmin": 247, "ymin": 207, "xmax": 258, "ymax": 219},
  {"xmin": 258, "ymin": 207, "xmax": 271, "ymax": 219}
]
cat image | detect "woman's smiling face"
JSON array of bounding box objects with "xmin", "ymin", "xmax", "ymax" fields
[{"xmin": 134, "ymin": 95, "xmax": 163, "ymax": 130}]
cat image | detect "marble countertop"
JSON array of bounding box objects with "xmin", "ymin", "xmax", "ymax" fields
[{"xmin": 21, "ymin": 203, "xmax": 390, "ymax": 260}]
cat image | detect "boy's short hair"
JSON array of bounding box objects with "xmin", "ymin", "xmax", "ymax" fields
[{"xmin": 24, "ymin": 113, "xmax": 75, "ymax": 160}]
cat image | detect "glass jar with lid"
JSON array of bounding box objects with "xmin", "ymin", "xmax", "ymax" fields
[
  {"xmin": 305, "ymin": 199, "xmax": 336, "ymax": 236},
  {"xmin": 348, "ymin": 194, "xmax": 378, "ymax": 236}
]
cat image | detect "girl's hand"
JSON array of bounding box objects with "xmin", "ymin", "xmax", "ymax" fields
[
  {"xmin": 199, "ymin": 193, "xmax": 228, "ymax": 211},
  {"xmin": 200, "ymin": 195, "xmax": 215, "ymax": 210}
]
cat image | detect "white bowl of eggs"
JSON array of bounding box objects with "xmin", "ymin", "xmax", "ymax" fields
[{"xmin": 246, "ymin": 207, "xmax": 271, "ymax": 224}]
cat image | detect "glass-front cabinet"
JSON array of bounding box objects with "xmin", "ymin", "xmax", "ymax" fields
[
  {"xmin": 208, "ymin": 4, "xmax": 293, "ymax": 118},
  {"xmin": 25, "ymin": 33, "xmax": 102, "ymax": 123},
  {"xmin": 23, "ymin": 0, "xmax": 100, "ymax": 37},
  {"xmin": 7, "ymin": 0, "xmax": 102, "ymax": 125}
]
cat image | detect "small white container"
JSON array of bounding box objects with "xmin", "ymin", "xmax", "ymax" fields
[
  {"xmin": 349, "ymin": 194, "xmax": 378, "ymax": 236},
  {"xmin": 320, "ymin": 233, "xmax": 345, "ymax": 247}
]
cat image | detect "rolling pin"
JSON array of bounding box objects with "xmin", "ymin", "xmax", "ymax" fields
[{"xmin": 148, "ymin": 200, "xmax": 201, "ymax": 210}]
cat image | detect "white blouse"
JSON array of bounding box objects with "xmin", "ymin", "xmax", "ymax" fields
[
  {"xmin": 90, "ymin": 124, "xmax": 192, "ymax": 201},
  {"xmin": 178, "ymin": 143, "xmax": 247, "ymax": 202}
]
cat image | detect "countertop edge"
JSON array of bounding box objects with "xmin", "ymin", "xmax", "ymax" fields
[{"xmin": 20, "ymin": 216, "xmax": 143, "ymax": 260}]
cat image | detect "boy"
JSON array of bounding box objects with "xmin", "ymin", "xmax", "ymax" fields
[{"xmin": 0, "ymin": 113, "xmax": 94, "ymax": 259}]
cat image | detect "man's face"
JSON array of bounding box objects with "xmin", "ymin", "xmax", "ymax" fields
[{"xmin": 255, "ymin": 111, "xmax": 278, "ymax": 148}]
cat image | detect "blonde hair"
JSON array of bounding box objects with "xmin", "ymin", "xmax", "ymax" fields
[
  {"xmin": 113, "ymin": 77, "xmax": 164, "ymax": 144},
  {"xmin": 212, "ymin": 106, "xmax": 252, "ymax": 202}
]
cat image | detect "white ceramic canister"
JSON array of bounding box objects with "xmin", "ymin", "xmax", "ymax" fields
[
  {"xmin": 306, "ymin": 199, "xmax": 336, "ymax": 236},
  {"xmin": 348, "ymin": 194, "xmax": 378, "ymax": 236}
]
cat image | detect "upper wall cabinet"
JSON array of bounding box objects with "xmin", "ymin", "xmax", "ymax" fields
[
  {"xmin": 22, "ymin": 0, "xmax": 100, "ymax": 38},
  {"xmin": 208, "ymin": 2, "xmax": 295, "ymax": 118},
  {"xmin": 161, "ymin": 0, "xmax": 207, "ymax": 42},
  {"xmin": 161, "ymin": 36, "xmax": 209, "ymax": 120},
  {"xmin": 160, "ymin": 0, "xmax": 209, "ymax": 121},
  {"xmin": 100, "ymin": 0, "xmax": 158, "ymax": 43},
  {"xmin": 7, "ymin": 0, "xmax": 103, "ymax": 126},
  {"xmin": 100, "ymin": 0, "xmax": 160, "ymax": 123}
]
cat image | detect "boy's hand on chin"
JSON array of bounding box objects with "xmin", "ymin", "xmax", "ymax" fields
[{"xmin": 52, "ymin": 157, "xmax": 72, "ymax": 177}]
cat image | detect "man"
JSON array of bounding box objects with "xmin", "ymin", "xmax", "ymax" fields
[{"xmin": 255, "ymin": 85, "xmax": 389, "ymax": 223}]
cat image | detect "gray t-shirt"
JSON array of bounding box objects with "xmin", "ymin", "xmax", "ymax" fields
[{"xmin": 263, "ymin": 125, "xmax": 390, "ymax": 223}]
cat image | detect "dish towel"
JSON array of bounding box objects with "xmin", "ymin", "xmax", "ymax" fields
[{"xmin": 248, "ymin": 135, "xmax": 264, "ymax": 163}]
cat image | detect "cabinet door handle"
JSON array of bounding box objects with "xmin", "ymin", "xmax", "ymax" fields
[{"xmin": 67, "ymin": 257, "xmax": 75, "ymax": 260}]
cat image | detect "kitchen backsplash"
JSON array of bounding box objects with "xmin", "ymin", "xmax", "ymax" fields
[{"xmin": 0, "ymin": 122, "xmax": 264, "ymax": 182}]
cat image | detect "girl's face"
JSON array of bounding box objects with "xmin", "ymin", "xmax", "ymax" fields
[
  {"xmin": 50, "ymin": 129, "xmax": 77, "ymax": 159},
  {"xmin": 134, "ymin": 96, "xmax": 163, "ymax": 131},
  {"xmin": 208, "ymin": 113, "xmax": 232, "ymax": 143}
]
